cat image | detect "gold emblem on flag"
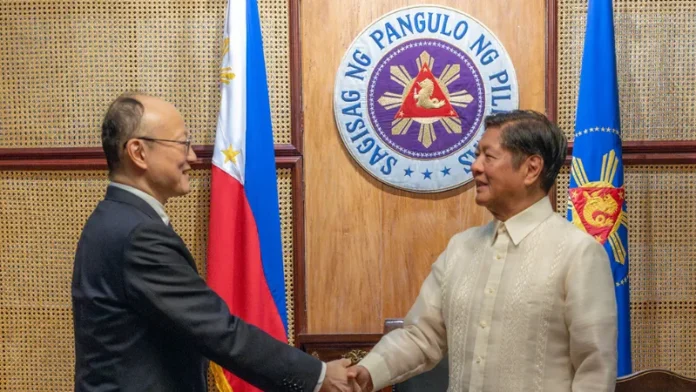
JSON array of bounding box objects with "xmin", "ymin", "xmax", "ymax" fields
[
  {"xmin": 222, "ymin": 145, "xmax": 240, "ymax": 164},
  {"xmin": 568, "ymin": 149, "xmax": 629, "ymax": 265},
  {"xmin": 221, "ymin": 67, "xmax": 235, "ymax": 84},
  {"xmin": 220, "ymin": 37, "xmax": 235, "ymax": 84},
  {"xmin": 222, "ymin": 37, "xmax": 229, "ymax": 57}
]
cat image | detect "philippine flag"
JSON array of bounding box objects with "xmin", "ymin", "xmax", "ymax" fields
[{"xmin": 206, "ymin": 0, "xmax": 288, "ymax": 391}]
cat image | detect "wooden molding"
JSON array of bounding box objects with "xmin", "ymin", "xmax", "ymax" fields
[
  {"xmin": 545, "ymin": 0, "xmax": 558, "ymax": 123},
  {"xmin": 289, "ymin": 0, "xmax": 303, "ymax": 156},
  {"xmin": 0, "ymin": 144, "xmax": 299, "ymax": 170},
  {"xmin": 283, "ymin": 156, "xmax": 307, "ymax": 347},
  {"xmin": 565, "ymin": 141, "xmax": 696, "ymax": 165},
  {"xmin": 5, "ymin": 141, "xmax": 696, "ymax": 170},
  {"xmin": 288, "ymin": 0, "xmax": 306, "ymax": 346},
  {"xmin": 298, "ymin": 333, "xmax": 383, "ymax": 345},
  {"xmin": 297, "ymin": 333, "xmax": 383, "ymax": 371}
]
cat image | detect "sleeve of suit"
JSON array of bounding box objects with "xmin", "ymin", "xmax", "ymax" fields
[{"xmin": 122, "ymin": 222, "xmax": 323, "ymax": 392}]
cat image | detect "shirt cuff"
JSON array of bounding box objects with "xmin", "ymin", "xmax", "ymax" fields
[
  {"xmin": 312, "ymin": 362, "xmax": 327, "ymax": 392},
  {"xmin": 358, "ymin": 353, "xmax": 392, "ymax": 391}
]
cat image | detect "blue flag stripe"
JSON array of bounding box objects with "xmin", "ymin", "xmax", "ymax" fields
[{"xmin": 244, "ymin": 0, "xmax": 288, "ymax": 332}]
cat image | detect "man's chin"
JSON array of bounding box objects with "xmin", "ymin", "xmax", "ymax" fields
[{"xmin": 175, "ymin": 183, "xmax": 191, "ymax": 197}]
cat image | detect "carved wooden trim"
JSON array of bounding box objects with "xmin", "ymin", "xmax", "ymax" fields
[
  {"xmin": 298, "ymin": 333, "xmax": 384, "ymax": 345},
  {"xmin": 279, "ymin": 156, "xmax": 308, "ymax": 348},
  {"xmin": 565, "ymin": 141, "xmax": 696, "ymax": 165},
  {"xmin": 289, "ymin": 0, "xmax": 303, "ymax": 156},
  {"xmin": 0, "ymin": 144, "xmax": 299, "ymax": 170},
  {"xmin": 5, "ymin": 141, "xmax": 696, "ymax": 170},
  {"xmin": 545, "ymin": 0, "xmax": 558, "ymax": 123}
]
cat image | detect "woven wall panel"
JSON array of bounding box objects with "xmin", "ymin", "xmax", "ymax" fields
[
  {"xmin": 0, "ymin": 0, "xmax": 291, "ymax": 148},
  {"xmin": 0, "ymin": 168, "xmax": 295, "ymax": 391},
  {"xmin": 556, "ymin": 165, "xmax": 696, "ymax": 376},
  {"xmin": 276, "ymin": 168, "xmax": 296, "ymax": 345},
  {"xmin": 557, "ymin": 0, "xmax": 696, "ymax": 140}
]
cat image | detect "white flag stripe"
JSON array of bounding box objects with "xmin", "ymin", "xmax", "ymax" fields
[{"xmin": 212, "ymin": 0, "xmax": 247, "ymax": 184}]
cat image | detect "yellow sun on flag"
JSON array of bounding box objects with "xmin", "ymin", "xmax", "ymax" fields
[
  {"xmin": 220, "ymin": 37, "xmax": 235, "ymax": 84},
  {"xmin": 222, "ymin": 37, "xmax": 230, "ymax": 57},
  {"xmin": 221, "ymin": 67, "xmax": 235, "ymax": 84}
]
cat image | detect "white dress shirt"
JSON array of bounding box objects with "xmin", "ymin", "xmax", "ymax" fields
[{"xmin": 359, "ymin": 196, "xmax": 617, "ymax": 391}]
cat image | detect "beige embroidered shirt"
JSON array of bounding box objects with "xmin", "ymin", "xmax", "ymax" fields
[{"xmin": 359, "ymin": 197, "xmax": 617, "ymax": 392}]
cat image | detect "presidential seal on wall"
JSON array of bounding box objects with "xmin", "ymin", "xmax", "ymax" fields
[{"xmin": 333, "ymin": 6, "xmax": 519, "ymax": 192}]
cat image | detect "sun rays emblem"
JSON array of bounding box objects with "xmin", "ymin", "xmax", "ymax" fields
[
  {"xmin": 333, "ymin": 6, "xmax": 519, "ymax": 192},
  {"xmin": 220, "ymin": 37, "xmax": 235, "ymax": 84},
  {"xmin": 366, "ymin": 39, "xmax": 486, "ymax": 162},
  {"xmin": 377, "ymin": 51, "xmax": 474, "ymax": 149},
  {"xmin": 568, "ymin": 149, "xmax": 629, "ymax": 265}
]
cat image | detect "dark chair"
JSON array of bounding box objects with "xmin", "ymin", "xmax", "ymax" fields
[
  {"xmin": 616, "ymin": 369, "xmax": 696, "ymax": 392},
  {"xmin": 383, "ymin": 318, "xmax": 449, "ymax": 392}
]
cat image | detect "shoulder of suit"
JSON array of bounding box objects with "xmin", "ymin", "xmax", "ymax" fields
[
  {"xmin": 127, "ymin": 220, "xmax": 173, "ymax": 237},
  {"xmin": 99, "ymin": 197, "xmax": 158, "ymax": 222}
]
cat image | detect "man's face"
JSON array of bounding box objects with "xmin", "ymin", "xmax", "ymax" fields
[
  {"xmin": 471, "ymin": 126, "xmax": 527, "ymax": 214},
  {"xmin": 139, "ymin": 98, "xmax": 197, "ymax": 202}
]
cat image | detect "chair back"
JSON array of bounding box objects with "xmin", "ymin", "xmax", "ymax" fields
[{"xmin": 616, "ymin": 369, "xmax": 696, "ymax": 392}]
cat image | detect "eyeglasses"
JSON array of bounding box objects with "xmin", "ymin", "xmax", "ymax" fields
[{"xmin": 124, "ymin": 136, "xmax": 192, "ymax": 155}]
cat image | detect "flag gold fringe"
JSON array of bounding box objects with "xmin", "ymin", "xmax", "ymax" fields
[{"xmin": 210, "ymin": 362, "xmax": 234, "ymax": 392}]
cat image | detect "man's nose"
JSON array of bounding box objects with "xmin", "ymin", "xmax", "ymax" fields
[
  {"xmin": 187, "ymin": 146, "xmax": 198, "ymax": 161},
  {"xmin": 471, "ymin": 155, "xmax": 483, "ymax": 175}
]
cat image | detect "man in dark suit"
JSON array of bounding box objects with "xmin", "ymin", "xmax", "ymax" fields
[{"xmin": 72, "ymin": 93, "xmax": 355, "ymax": 392}]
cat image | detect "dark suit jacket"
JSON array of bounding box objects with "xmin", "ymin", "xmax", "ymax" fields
[{"xmin": 72, "ymin": 186, "xmax": 322, "ymax": 392}]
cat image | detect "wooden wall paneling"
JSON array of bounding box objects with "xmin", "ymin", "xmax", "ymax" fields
[
  {"xmin": 302, "ymin": 0, "xmax": 547, "ymax": 333},
  {"xmin": 378, "ymin": 0, "xmax": 546, "ymax": 325},
  {"xmin": 277, "ymin": 155, "xmax": 309, "ymax": 344},
  {"xmin": 381, "ymin": 186, "xmax": 489, "ymax": 319},
  {"xmin": 302, "ymin": 0, "xmax": 385, "ymax": 334}
]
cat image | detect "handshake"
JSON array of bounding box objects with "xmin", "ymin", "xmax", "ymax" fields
[{"xmin": 318, "ymin": 359, "xmax": 374, "ymax": 392}]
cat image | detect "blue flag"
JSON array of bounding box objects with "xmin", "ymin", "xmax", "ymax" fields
[{"xmin": 566, "ymin": 0, "xmax": 632, "ymax": 376}]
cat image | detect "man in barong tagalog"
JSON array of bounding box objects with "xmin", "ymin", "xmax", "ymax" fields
[{"xmin": 350, "ymin": 110, "xmax": 617, "ymax": 392}]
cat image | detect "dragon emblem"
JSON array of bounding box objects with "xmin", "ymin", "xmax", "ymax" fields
[{"xmin": 582, "ymin": 190, "xmax": 618, "ymax": 228}]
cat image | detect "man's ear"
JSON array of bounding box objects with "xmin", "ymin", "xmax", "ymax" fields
[
  {"xmin": 124, "ymin": 139, "xmax": 148, "ymax": 170},
  {"xmin": 523, "ymin": 155, "xmax": 543, "ymax": 187}
]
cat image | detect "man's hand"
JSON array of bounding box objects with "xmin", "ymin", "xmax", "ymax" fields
[
  {"xmin": 319, "ymin": 358, "xmax": 355, "ymax": 392},
  {"xmin": 347, "ymin": 365, "xmax": 373, "ymax": 392}
]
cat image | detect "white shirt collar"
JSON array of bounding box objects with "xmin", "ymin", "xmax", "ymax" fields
[
  {"xmin": 494, "ymin": 196, "xmax": 554, "ymax": 246},
  {"xmin": 109, "ymin": 182, "xmax": 170, "ymax": 226}
]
